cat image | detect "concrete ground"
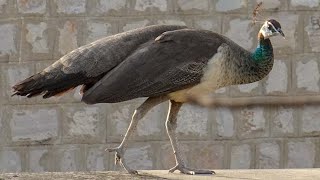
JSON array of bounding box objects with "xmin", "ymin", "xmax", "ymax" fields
[{"xmin": 1, "ymin": 169, "xmax": 320, "ymax": 180}]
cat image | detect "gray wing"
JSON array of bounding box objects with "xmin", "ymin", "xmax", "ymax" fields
[
  {"xmin": 82, "ymin": 29, "xmax": 227, "ymax": 104},
  {"xmin": 46, "ymin": 25, "xmax": 187, "ymax": 77}
]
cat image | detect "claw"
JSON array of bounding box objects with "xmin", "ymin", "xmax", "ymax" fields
[
  {"xmin": 105, "ymin": 146, "xmax": 138, "ymax": 174},
  {"xmin": 169, "ymin": 164, "xmax": 215, "ymax": 175}
]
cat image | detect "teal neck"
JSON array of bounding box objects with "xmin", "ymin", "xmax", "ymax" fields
[{"xmin": 252, "ymin": 33, "xmax": 273, "ymax": 63}]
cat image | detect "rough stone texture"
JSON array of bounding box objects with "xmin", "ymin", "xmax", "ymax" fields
[
  {"xmin": 134, "ymin": 0, "xmax": 168, "ymax": 12},
  {"xmin": 0, "ymin": 0, "xmax": 319, "ymax": 173},
  {"xmin": 17, "ymin": 0, "xmax": 46, "ymax": 14},
  {"xmin": 9, "ymin": 106, "xmax": 59, "ymax": 143},
  {"xmin": 28, "ymin": 147, "xmax": 55, "ymax": 172},
  {"xmin": 224, "ymin": 17, "xmax": 254, "ymax": 50},
  {"xmin": 215, "ymin": 0, "xmax": 247, "ymax": 13},
  {"xmin": 287, "ymin": 141, "xmax": 316, "ymax": 168},
  {"xmin": 176, "ymin": 0, "xmax": 209, "ymax": 12},
  {"xmin": 304, "ymin": 15, "xmax": 320, "ymax": 52},
  {"xmin": 54, "ymin": 0, "xmax": 86, "ymax": 15},
  {"xmin": 55, "ymin": 145, "xmax": 84, "ymax": 172},
  {"xmin": 230, "ymin": 144, "xmax": 251, "ymax": 169},
  {"xmin": 0, "ymin": 148, "xmax": 22, "ymax": 172},
  {"xmin": 85, "ymin": 21, "xmax": 113, "ymax": 43},
  {"xmin": 301, "ymin": 106, "xmax": 320, "ymax": 135},
  {"xmin": 237, "ymin": 107, "xmax": 268, "ymax": 138},
  {"xmin": 94, "ymin": 0, "xmax": 127, "ymax": 14},
  {"xmin": 271, "ymin": 107, "xmax": 296, "ymax": 137},
  {"xmin": 85, "ymin": 145, "xmax": 108, "ymax": 171},
  {"xmin": 62, "ymin": 106, "xmax": 106, "ymax": 143},
  {"xmin": 265, "ymin": 60, "xmax": 288, "ymax": 94},
  {"xmin": 295, "ymin": 59, "xmax": 320, "ymax": 93},
  {"xmin": 177, "ymin": 104, "xmax": 209, "ymax": 138},
  {"xmin": 123, "ymin": 144, "xmax": 153, "ymax": 170},
  {"xmin": 290, "ymin": 0, "xmax": 320, "ymax": 10},
  {"xmin": 214, "ymin": 107, "xmax": 234, "ymax": 138},
  {"xmin": 106, "ymin": 101, "xmax": 165, "ymax": 141},
  {"xmin": 183, "ymin": 142, "xmax": 225, "ymax": 169},
  {"xmin": 122, "ymin": 19, "xmax": 151, "ymax": 31},
  {"xmin": 257, "ymin": 142, "xmax": 280, "ymax": 169},
  {"xmin": 0, "ymin": 24, "xmax": 18, "ymax": 56}
]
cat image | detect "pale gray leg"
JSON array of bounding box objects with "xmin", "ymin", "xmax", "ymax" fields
[
  {"xmin": 106, "ymin": 96, "xmax": 168, "ymax": 174},
  {"xmin": 166, "ymin": 100, "xmax": 215, "ymax": 175}
]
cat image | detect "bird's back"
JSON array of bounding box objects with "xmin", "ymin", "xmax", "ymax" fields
[{"xmin": 12, "ymin": 25, "xmax": 187, "ymax": 98}]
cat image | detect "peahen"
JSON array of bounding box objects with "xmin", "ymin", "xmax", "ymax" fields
[{"xmin": 12, "ymin": 19, "xmax": 284, "ymax": 175}]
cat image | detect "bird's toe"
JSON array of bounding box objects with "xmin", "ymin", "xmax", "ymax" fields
[{"xmin": 169, "ymin": 164, "xmax": 215, "ymax": 175}]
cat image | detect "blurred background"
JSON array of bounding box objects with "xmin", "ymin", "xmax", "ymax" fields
[{"xmin": 0, "ymin": 0, "xmax": 320, "ymax": 173}]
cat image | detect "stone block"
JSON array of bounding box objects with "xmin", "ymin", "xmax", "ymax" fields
[
  {"xmin": 289, "ymin": 0, "xmax": 320, "ymax": 10},
  {"xmin": 223, "ymin": 16, "xmax": 256, "ymax": 50},
  {"xmin": 106, "ymin": 100, "xmax": 166, "ymax": 142},
  {"xmin": 304, "ymin": 14, "xmax": 320, "ymax": 53},
  {"xmin": 176, "ymin": 104, "xmax": 209, "ymax": 139},
  {"xmin": 0, "ymin": 0, "xmax": 12, "ymax": 15},
  {"xmin": 2, "ymin": 63, "xmax": 36, "ymax": 104},
  {"xmin": 54, "ymin": 19, "xmax": 84, "ymax": 57},
  {"xmin": 158, "ymin": 143, "xmax": 177, "ymax": 169},
  {"xmin": 287, "ymin": 140, "xmax": 316, "ymax": 168},
  {"xmin": 237, "ymin": 107, "xmax": 268, "ymax": 138},
  {"xmin": 121, "ymin": 19, "xmax": 151, "ymax": 32},
  {"xmin": 230, "ymin": 144, "xmax": 252, "ymax": 169},
  {"xmin": 0, "ymin": 22, "xmax": 20, "ymax": 62},
  {"xmin": 61, "ymin": 105, "xmax": 106, "ymax": 143},
  {"xmin": 213, "ymin": 107, "xmax": 234, "ymax": 138},
  {"xmin": 301, "ymin": 105, "xmax": 320, "ymax": 135},
  {"xmin": 28, "ymin": 146, "xmax": 55, "ymax": 172},
  {"xmin": 86, "ymin": 145, "xmax": 108, "ymax": 171},
  {"xmin": 92, "ymin": 0, "xmax": 127, "ymax": 15},
  {"xmin": 264, "ymin": 59, "xmax": 289, "ymax": 94},
  {"xmin": 249, "ymin": 0, "xmax": 287, "ymax": 11},
  {"xmin": 21, "ymin": 19, "xmax": 56, "ymax": 61},
  {"xmin": 8, "ymin": 106, "xmax": 59, "ymax": 144},
  {"xmin": 270, "ymin": 106, "xmax": 296, "ymax": 137},
  {"xmin": 53, "ymin": 0, "xmax": 86, "ymax": 15},
  {"xmin": 133, "ymin": 0, "xmax": 169, "ymax": 14},
  {"xmin": 0, "ymin": 148, "xmax": 22, "ymax": 172},
  {"xmin": 175, "ymin": 0, "xmax": 209, "ymax": 13},
  {"xmin": 257, "ymin": 142, "xmax": 280, "ymax": 169},
  {"xmin": 17, "ymin": 0, "xmax": 46, "ymax": 14},
  {"xmin": 85, "ymin": 20, "xmax": 114, "ymax": 43},
  {"xmin": 231, "ymin": 82, "xmax": 261, "ymax": 96},
  {"xmin": 118, "ymin": 144, "xmax": 153, "ymax": 170},
  {"xmin": 55, "ymin": 145, "xmax": 84, "ymax": 172},
  {"xmin": 215, "ymin": 0, "xmax": 248, "ymax": 13},
  {"xmin": 293, "ymin": 55, "xmax": 320, "ymax": 93},
  {"xmin": 193, "ymin": 16, "xmax": 222, "ymax": 33},
  {"xmin": 182, "ymin": 142, "xmax": 225, "ymax": 169},
  {"xmin": 156, "ymin": 18, "xmax": 188, "ymax": 26},
  {"xmin": 267, "ymin": 12, "xmax": 303, "ymax": 55}
]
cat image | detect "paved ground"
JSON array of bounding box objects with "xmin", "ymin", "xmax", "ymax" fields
[{"xmin": 1, "ymin": 169, "xmax": 320, "ymax": 180}]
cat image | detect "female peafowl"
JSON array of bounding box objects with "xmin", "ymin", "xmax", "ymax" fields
[{"xmin": 12, "ymin": 19, "xmax": 284, "ymax": 175}]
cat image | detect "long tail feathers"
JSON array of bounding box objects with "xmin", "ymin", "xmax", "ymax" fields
[{"xmin": 12, "ymin": 72, "xmax": 75, "ymax": 99}]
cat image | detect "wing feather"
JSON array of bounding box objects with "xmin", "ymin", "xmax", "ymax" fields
[{"xmin": 82, "ymin": 29, "xmax": 226, "ymax": 104}]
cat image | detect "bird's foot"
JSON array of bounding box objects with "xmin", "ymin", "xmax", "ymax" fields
[
  {"xmin": 105, "ymin": 146, "xmax": 138, "ymax": 174},
  {"xmin": 169, "ymin": 164, "xmax": 215, "ymax": 175}
]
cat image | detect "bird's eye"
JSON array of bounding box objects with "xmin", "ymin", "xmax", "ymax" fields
[{"xmin": 268, "ymin": 25, "xmax": 273, "ymax": 30}]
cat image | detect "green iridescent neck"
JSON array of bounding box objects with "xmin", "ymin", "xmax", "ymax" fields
[{"xmin": 252, "ymin": 33, "xmax": 273, "ymax": 62}]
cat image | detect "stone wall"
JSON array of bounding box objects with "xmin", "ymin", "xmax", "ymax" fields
[{"xmin": 0, "ymin": 0, "xmax": 320, "ymax": 173}]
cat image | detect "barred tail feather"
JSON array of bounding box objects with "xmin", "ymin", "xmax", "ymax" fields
[{"xmin": 12, "ymin": 72, "xmax": 78, "ymax": 99}]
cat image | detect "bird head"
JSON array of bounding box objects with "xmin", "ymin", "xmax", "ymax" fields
[{"xmin": 259, "ymin": 19, "xmax": 285, "ymax": 39}]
